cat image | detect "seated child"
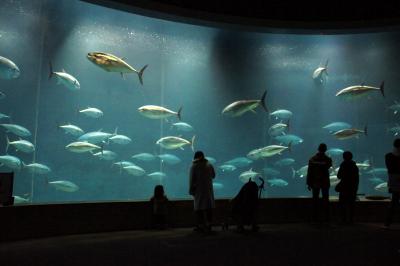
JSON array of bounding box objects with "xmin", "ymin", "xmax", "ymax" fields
[{"xmin": 150, "ymin": 185, "xmax": 169, "ymax": 229}]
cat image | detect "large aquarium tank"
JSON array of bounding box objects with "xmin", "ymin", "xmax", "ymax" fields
[{"xmin": 0, "ymin": 0, "xmax": 397, "ymax": 204}]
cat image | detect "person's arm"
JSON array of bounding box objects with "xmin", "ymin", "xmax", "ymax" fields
[
  {"xmin": 189, "ymin": 166, "xmax": 195, "ymax": 196},
  {"xmin": 306, "ymin": 160, "xmax": 312, "ymax": 190},
  {"xmin": 337, "ymin": 164, "xmax": 343, "ymax": 180},
  {"xmin": 210, "ymin": 164, "xmax": 216, "ymax": 179}
]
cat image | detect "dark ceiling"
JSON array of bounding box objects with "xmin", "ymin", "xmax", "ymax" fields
[{"xmin": 83, "ymin": 0, "xmax": 400, "ymax": 33}]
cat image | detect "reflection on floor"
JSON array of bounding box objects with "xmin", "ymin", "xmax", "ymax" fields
[{"xmin": 1, "ymin": 223, "xmax": 400, "ymax": 266}]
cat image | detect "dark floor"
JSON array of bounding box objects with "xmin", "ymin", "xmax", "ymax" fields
[{"xmin": 1, "ymin": 223, "xmax": 399, "ymax": 266}]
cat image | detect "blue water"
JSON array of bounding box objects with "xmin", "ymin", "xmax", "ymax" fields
[{"xmin": 0, "ymin": 0, "xmax": 398, "ymax": 203}]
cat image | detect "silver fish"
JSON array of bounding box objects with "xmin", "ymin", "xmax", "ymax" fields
[
  {"xmin": 156, "ymin": 136, "xmax": 195, "ymax": 151},
  {"xmin": 138, "ymin": 105, "xmax": 182, "ymax": 120},
  {"xmin": 0, "ymin": 56, "xmax": 20, "ymax": 79},
  {"xmin": 222, "ymin": 90, "xmax": 267, "ymax": 117},
  {"xmin": 49, "ymin": 180, "xmax": 79, "ymax": 192},
  {"xmin": 336, "ymin": 82, "xmax": 384, "ymax": 100},
  {"xmin": 49, "ymin": 62, "xmax": 80, "ymax": 90},
  {"xmin": 333, "ymin": 126, "xmax": 367, "ymax": 140},
  {"xmin": 87, "ymin": 52, "xmax": 148, "ymax": 85}
]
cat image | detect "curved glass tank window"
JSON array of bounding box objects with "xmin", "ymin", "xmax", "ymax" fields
[{"xmin": 0, "ymin": 0, "xmax": 396, "ymax": 204}]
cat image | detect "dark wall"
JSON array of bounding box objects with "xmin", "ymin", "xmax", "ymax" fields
[{"xmin": 0, "ymin": 198, "xmax": 392, "ymax": 242}]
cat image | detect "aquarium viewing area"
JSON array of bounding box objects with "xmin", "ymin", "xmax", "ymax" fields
[{"xmin": 0, "ymin": 0, "xmax": 400, "ymax": 242}]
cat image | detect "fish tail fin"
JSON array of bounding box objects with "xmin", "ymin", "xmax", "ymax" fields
[
  {"xmin": 113, "ymin": 127, "xmax": 118, "ymax": 135},
  {"xmin": 260, "ymin": 90, "xmax": 268, "ymax": 113},
  {"xmin": 324, "ymin": 59, "xmax": 329, "ymax": 68},
  {"xmin": 138, "ymin": 64, "xmax": 148, "ymax": 85},
  {"xmin": 191, "ymin": 135, "xmax": 196, "ymax": 152},
  {"xmin": 177, "ymin": 107, "xmax": 182, "ymax": 121},
  {"xmin": 364, "ymin": 125, "xmax": 368, "ymax": 136},
  {"xmin": 49, "ymin": 61, "xmax": 53, "ymax": 80},
  {"xmin": 291, "ymin": 167, "xmax": 296, "ymax": 178},
  {"xmin": 5, "ymin": 135, "xmax": 9, "ymax": 153},
  {"xmin": 379, "ymin": 81, "xmax": 385, "ymax": 97}
]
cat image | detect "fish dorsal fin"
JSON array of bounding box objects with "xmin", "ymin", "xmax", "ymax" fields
[
  {"xmin": 62, "ymin": 69, "xmax": 66, "ymax": 73},
  {"xmin": 98, "ymin": 128, "xmax": 102, "ymax": 132}
]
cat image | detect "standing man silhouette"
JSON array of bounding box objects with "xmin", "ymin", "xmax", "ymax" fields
[{"xmin": 307, "ymin": 143, "xmax": 333, "ymax": 224}]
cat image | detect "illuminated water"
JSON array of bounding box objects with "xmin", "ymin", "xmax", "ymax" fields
[{"xmin": 0, "ymin": 0, "xmax": 397, "ymax": 203}]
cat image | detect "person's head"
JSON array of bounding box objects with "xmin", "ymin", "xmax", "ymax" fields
[
  {"xmin": 154, "ymin": 185, "xmax": 165, "ymax": 198},
  {"xmin": 318, "ymin": 143, "xmax": 327, "ymax": 153},
  {"xmin": 343, "ymin": 151, "xmax": 353, "ymax": 161},
  {"xmin": 394, "ymin": 139, "xmax": 400, "ymax": 149},
  {"xmin": 193, "ymin": 151, "xmax": 205, "ymax": 161}
]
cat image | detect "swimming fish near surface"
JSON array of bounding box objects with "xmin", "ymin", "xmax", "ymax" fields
[
  {"xmin": 269, "ymin": 109, "xmax": 292, "ymax": 120},
  {"xmin": 224, "ymin": 157, "xmax": 252, "ymax": 168},
  {"xmin": 212, "ymin": 182, "xmax": 224, "ymax": 190},
  {"xmin": 132, "ymin": 153, "xmax": 156, "ymax": 162},
  {"xmin": 0, "ymin": 124, "xmax": 31, "ymax": 137},
  {"xmin": 138, "ymin": 105, "xmax": 182, "ymax": 120},
  {"xmin": 336, "ymin": 81, "xmax": 384, "ymax": 100},
  {"xmin": 274, "ymin": 134, "xmax": 303, "ymax": 145},
  {"xmin": 0, "ymin": 113, "xmax": 10, "ymax": 120},
  {"xmin": 49, "ymin": 180, "xmax": 79, "ymax": 192},
  {"xmin": 109, "ymin": 134, "xmax": 132, "ymax": 145},
  {"xmin": 148, "ymin": 171, "xmax": 167, "ymax": 181},
  {"xmin": 49, "ymin": 62, "xmax": 80, "ymax": 90},
  {"xmin": 0, "ymin": 56, "xmax": 20, "ymax": 79},
  {"xmin": 0, "ymin": 155, "xmax": 22, "ymax": 170},
  {"xmin": 326, "ymin": 148, "xmax": 344, "ymax": 157},
  {"xmin": 323, "ymin": 122, "xmax": 352, "ymax": 133},
  {"xmin": 374, "ymin": 182, "xmax": 388, "ymax": 193},
  {"xmin": 274, "ymin": 158, "xmax": 295, "ymax": 167},
  {"xmin": 78, "ymin": 130, "xmax": 115, "ymax": 144},
  {"xmin": 333, "ymin": 126, "xmax": 367, "ymax": 140},
  {"xmin": 123, "ymin": 165, "xmax": 146, "ymax": 176},
  {"xmin": 312, "ymin": 59, "xmax": 329, "ymax": 83},
  {"xmin": 268, "ymin": 121, "xmax": 289, "ymax": 137},
  {"xmin": 87, "ymin": 52, "xmax": 148, "ymax": 85},
  {"xmin": 292, "ymin": 165, "xmax": 308, "ymax": 178},
  {"xmin": 158, "ymin": 154, "xmax": 181, "ymax": 165},
  {"xmin": 23, "ymin": 163, "xmax": 51, "ymax": 175},
  {"xmin": 65, "ymin": 141, "xmax": 101, "ymax": 153},
  {"xmin": 79, "ymin": 107, "xmax": 103, "ymax": 118},
  {"xmin": 58, "ymin": 124, "xmax": 84, "ymax": 137},
  {"xmin": 156, "ymin": 136, "xmax": 195, "ymax": 151},
  {"xmin": 239, "ymin": 168, "xmax": 260, "ymax": 183},
  {"xmin": 93, "ymin": 150, "xmax": 117, "ymax": 160},
  {"xmin": 267, "ymin": 178, "xmax": 288, "ymax": 187},
  {"xmin": 219, "ymin": 164, "xmax": 237, "ymax": 172},
  {"xmin": 171, "ymin": 122, "xmax": 193, "ymax": 132},
  {"xmin": 247, "ymin": 144, "xmax": 291, "ymax": 160},
  {"xmin": 6, "ymin": 136, "xmax": 35, "ymax": 153},
  {"xmin": 13, "ymin": 195, "xmax": 30, "ymax": 204},
  {"xmin": 222, "ymin": 90, "xmax": 268, "ymax": 117}
]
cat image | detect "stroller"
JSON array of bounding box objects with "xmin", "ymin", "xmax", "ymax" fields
[{"xmin": 223, "ymin": 177, "xmax": 265, "ymax": 232}]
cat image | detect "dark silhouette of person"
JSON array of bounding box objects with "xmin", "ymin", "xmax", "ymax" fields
[
  {"xmin": 149, "ymin": 185, "xmax": 169, "ymax": 229},
  {"xmin": 337, "ymin": 151, "xmax": 359, "ymax": 224},
  {"xmin": 384, "ymin": 139, "xmax": 400, "ymax": 228},
  {"xmin": 231, "ymin": 179, "xmax": 260, "ymax": 232},
  {"xmin": 189, "ymin": 151, "xmax": 216, "ymax": 233},
  {"xmin": 307, "ymin": 143, "xmax": 333, "ymax": 223}
]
